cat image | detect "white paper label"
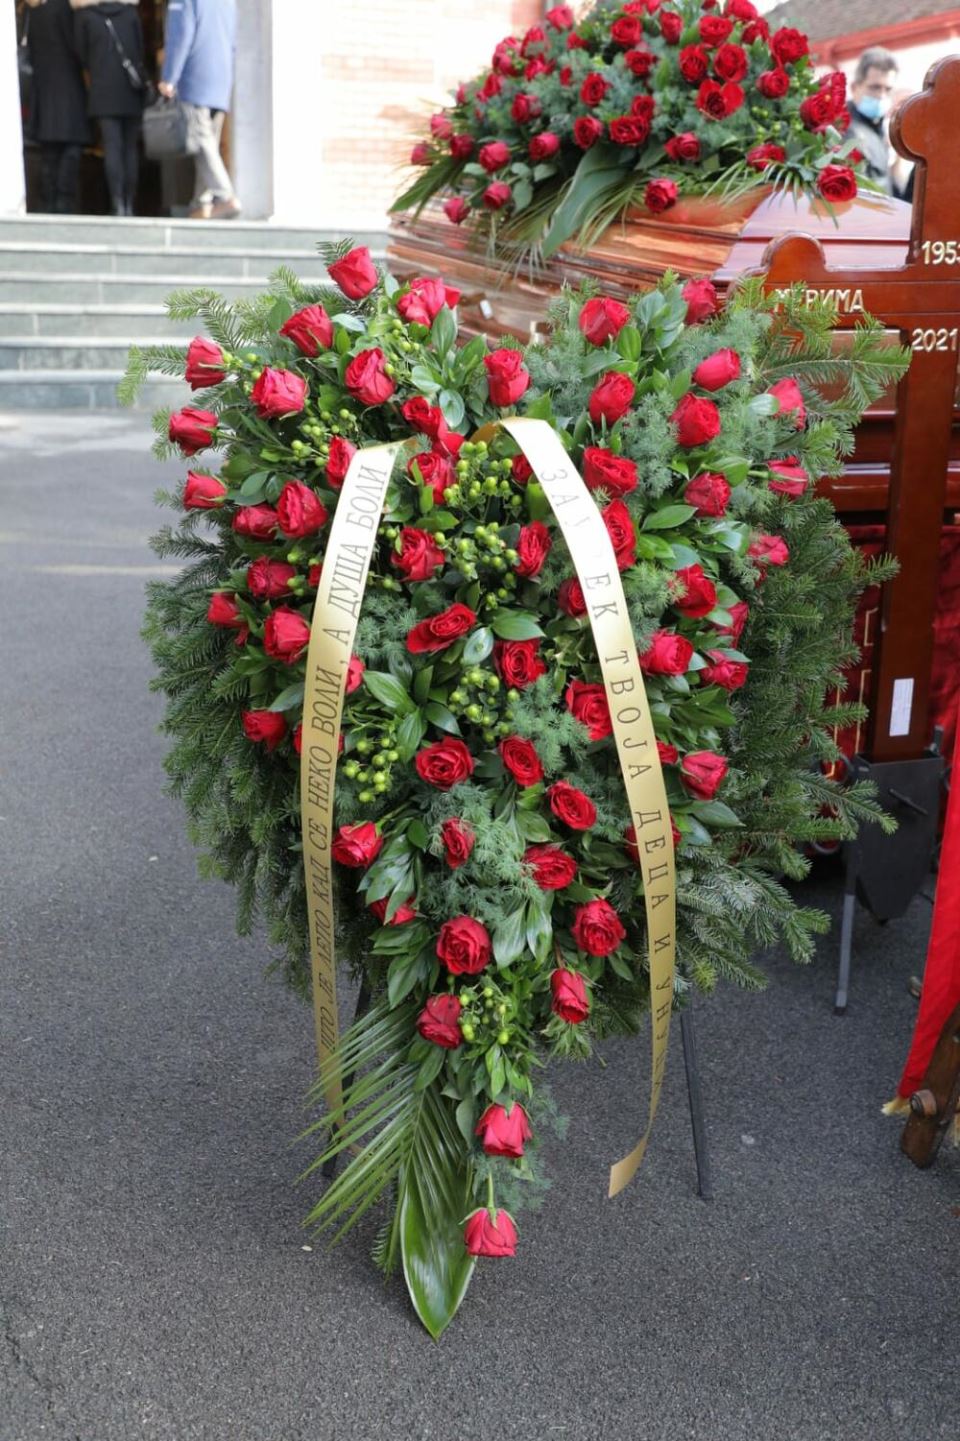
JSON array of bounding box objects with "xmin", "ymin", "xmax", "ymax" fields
[{"xmin": 889, "ymin": 678, "xmax": 914, "ymax": 737}]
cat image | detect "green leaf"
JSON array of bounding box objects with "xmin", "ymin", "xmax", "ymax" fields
[
  {"xmin": 439, "ymin": 389, "xmax": 465, "ymax": 430},
  {"xmin": 409, "ymin": 364, "xmax": 441, "ymax": 396},
  {"xmin": 491, "ymin": 611, "xmax": 543, "ymax": 640},
  {"xmin": 454, "ymin": 1097, "xmax": 476, "ymax": 1144},
  {"xmin": 643, "ymin": 504, "xmax": 696, "ymax": 531},
  {"xmin": 332, "ymin": 312, "xmax": 367, "ymax": 334},
  {"xmin": 617, "ymin": 325, "xmax": 643, "ymax": 363},
  {"xmin": 516, "ymin": 810, "xmax": 552, "ymax": 842},
  {"xmin": 236, "ymin": 470, "xmax": 271, "ymax": 505},
  {"xmin": 430, "ymin": 306, "xmax": 457, "ymax": 356},
  {"xmin": 493, "ymin": 905, "xmax": 526, "ymax": 966},
  {"xmin": 407, "ymin": 818, "xmax": 430, "ymax": 850},
  {"xmin": 387, "ymin": 948, "xmax": 428, "ymax": 1008},
  {"xmin": 268, "ymin": 682, "xmax": 305, "ymax": 713},
  {"xmin": 525, "ymin": 900, "xmax": 552, "ymax": 963},
  {"xmin": 690, "ymin": 800, "xmax": 743, "ymax": 828},
  {"xmin": 513, "ymin": 178, "xmax": 533, "ymax": 212},
  {"xmin": 399, "ymin": 1100, "xmax": 476, "ymax": 1340},
  {"xmin": 542, "ymin": 143, "xmax": 631, "ymax": 257},
  {"xmin": 462, "ymin": 627, "xmax": 494, "ymax": 664},
  {"xmin": 425, "ymin": 701, "xmax": 462, "ymax": 734},
  {"xmin": 364, "ymin": 670, "xmax": 415, "ymax": 714},
  {"xmin": 749, "ymin": 392, "xmax": 779, "ymax": 417},
  {"xmin": 396, "ymin": 708, "xmax": 428, "ymax": 759},
  {"xmin": 414, "ymin": 1045, "xmax": 447, "ymax": 1091},
  {"xmin": 413, "ymin": 665, "xmax": 434, "ymax": 704},
  {"xmin": 418, "ymin": 482, "xmax": 435, "ymax": 514}
]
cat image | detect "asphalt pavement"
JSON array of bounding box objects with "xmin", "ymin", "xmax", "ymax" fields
[{"xmin": 1, "ymin": 410, "xmax": 957, "ymax": 1441}]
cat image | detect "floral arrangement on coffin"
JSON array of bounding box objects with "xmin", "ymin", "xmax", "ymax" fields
[
  {"xmin": 393, "ymin": 0, "xmax": 866, "ymax": 258},
  {"xmin": 124, "ymin": 240, "xmax": 907, "ymax": 1336}
]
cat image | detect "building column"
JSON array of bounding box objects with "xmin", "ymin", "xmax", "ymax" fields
[
  {"xmin": 1, "ymin": 3, "xmax": 27, "ymax": 215},
  {"xmin": 232, "ymin": 0, "xmax": 274, "ymax": 219}
]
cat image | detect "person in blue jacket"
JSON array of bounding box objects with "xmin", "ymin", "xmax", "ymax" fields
[{"xmin": 157, "ymin": 0, "xmax": 240, "ymax": 219}]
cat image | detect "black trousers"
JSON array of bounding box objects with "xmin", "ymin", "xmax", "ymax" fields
[
  {"xmin": 100, "ymin": 115, "xmax": 140, "ymax": 214},
  {"xmin": 39, "ymin": 143, "xmax": 82, "ymax": 214}
]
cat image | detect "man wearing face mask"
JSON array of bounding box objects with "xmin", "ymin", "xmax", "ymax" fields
[{"xmin": 845, "ymin": 46, "xmax": 899, "ymax": 196}]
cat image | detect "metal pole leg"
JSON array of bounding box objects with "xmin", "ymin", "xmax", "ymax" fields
[
  {"xmin": 680, "ymin": 1007, "xmax": 713, "ymax": 1202},
  {"xmin": 321, "ymin": 977, "xmax": 373, "ymax": 1182},
  {"xmin": 834, "ymin": 843, "xmax": 859, "ymax": 1016}
]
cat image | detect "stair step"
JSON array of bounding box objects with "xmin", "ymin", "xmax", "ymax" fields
[
  {"xmin": 0, "ymin": 304, "xmax": 195, "ymax": 338},
  {"xmin": 0, "ymin": 337, "xmax": 178, "ymax": 372},
  {"xmin": 0, "ymin": 368, "xmax": 186, "ymax": 410},
  {"xmin": 0, "ymin": 272, "xmax": 313, "ymax": 304},
  {"xmin": 0, "ymin": 243, "xmax": 341, "ymax": 279},
  {"xmin": 0, "ymin": 215, "xmax": 386, "ymax": 252}
]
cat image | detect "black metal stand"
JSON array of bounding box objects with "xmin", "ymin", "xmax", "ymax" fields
[{"xmin": 680, "ymin": 1006, "xmax": 713, "ymax": 1201}]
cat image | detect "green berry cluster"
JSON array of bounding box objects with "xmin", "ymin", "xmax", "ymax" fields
[{"xmin": 343, "ymin": 727, "xmax": 401, "ymax": 803}]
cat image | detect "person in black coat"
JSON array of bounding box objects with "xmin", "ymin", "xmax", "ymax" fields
[
  {"xmin": 72, "ymin": 0, "xmax": 146, "ymax": 216},
  {"xmin": 23, "ymin": 0, "xmax": 92, "ymax": 213}
]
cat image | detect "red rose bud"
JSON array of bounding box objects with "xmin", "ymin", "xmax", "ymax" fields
[
  {"xmin": 714, "ymin": 41, "xmax": 748, "ymax": 81},
  {"xmin": 725, "ymin": 0, "xmax": 759, "ymax": 19},
  {"xmin": 331, "ymin": 822, "xmax": 383, "ymax": 867},
  {"xmin": 548, "ymin": 780, "xmax": 596, "ymax": 830},
  {"xmin": 450, "ymin": 133, "xmax": 474, "ymax": 160},
  {"xmin": 670, "ymin": 392, "xmax": 722, "ymax": 447},
  {"xmin": 441, "ymin": 818, "xmax": 475, "ymax": 868},
  {"xmin": 430, "ymin": 112, "xmax": 453, "ymax": 139},
  {"xmin": 483, "ymin": 180, "xmax": 512, "ymax": 210},
  {"xmin": 511, "ymin": 93, "xmax": 540, "ymax": 123},
  {"xmin": 494, "ymin": 638, "xmax": 547, "ymax": 689},
  {"xmin": 748, "ymin": 533, "xmax": 790, "ymax": 569},
  {"xmin": 276, "ymin": 481, "xmax": 328, "ymax": 538},
  {"xmin": 715, "ymin": 598, "xmax": 749, "ymax": 642},
  {"xmin": 625, "ymin": 46, "xmax": 656, "ymax": 77},
  {"xmin": 478, "ymin": 140, "xmax": 511, "ymax": 173},
  {"xmin": 307, "ymin": 564, "xmax": 321, "ymax": 589},
  {"xmin": 396, "ymin": 276, "xmax": 461, "ymax": 327},
  {"xmin": 673, "ymin": 564, "xmax": 718, "ymax": 618},
  {"xmin": 611, "ymin": 14, "xmax": 642, "ymax": 45},
  {"xmin": 241, "ymin": 709, "xmax": 286, "ymax": 750},
  {"xmin": 391, "ymin": 526, "xmax": 445, "ymax": 582},
  {"xmin": 250, "ymin": 367, "xmax": 307, "ymax": 419},
  {"xmin": 818, "ymin": 164, "xmax": 857, "ymax": 204},
  {"xmin": 565, "ymin": 679, "xmax": 612, "ymax": 741},
  {"xmin": 693, "ymin": 348, "xmax": 741, "ymax": 392},
  {"xmin": 579, "ymin": 296, "xmax": 630, "ymax": 346},
  {"xmin": 326, "ymin": 436, "xmax": 356, "ymax": 489},
  {"xmin": 572, "ymin": 897, "xmax": 626, "ymax": 957},
  {"xmin": 443, "ymin": 196, "xmax": 470, "ymax": 224},
  {"xmin": 699, "ymin": 14, "xmax": 733, "ymax": 43},
  {"xmin": 232, "ymin": 503, "xmax": 278, "ymax": 539},
  {"xmin": 747, "ymin": 142, "xmax": 786, "ymax": 171},
  {"xmin": 665, "ymin": 132, "xmax": 701, "ymax": 162},
  {"xmin": 184, "ymin": 337, "xmax": 227, "ymax": 389},
  {"xmin": 515, "ymin": 521, "xmax": 552, "ymax": 577},
  {"xmin": 344, "ymin": 654, "xmax": 364, "ymax": 695},
  {"xmin": 546, "ymin": 4, "xmax": 574, "ymax": 27},
  {"xmin": 416, "ymin": 993, "xmax": 463, "ymax": 1048},
  {"xmin": 345, "ymin": 348, "xmax": 395, "ymax": 406},
  {"xmin": 327, "ymin": 245, "xmax": 378, "ymax": 299},
  {"xmin": 658, "ymin": 740, "xmax": 680, "ymax": 766},
  {"xmin": 263, "ymin": 607, "xmax": 311, "ymax": 664},
  {"xmin": 169, "ymin": 407, "xmax": 217, "ymax": 456},
  {"xmin": 602, "ymin": 498, "xmax": 637, "ymax": 570},
  {"xmin": 207, "ymin": 591, "xmax": 242, "ymax": 627},
  {"xmin": 679, "ymin": 44, "xmax": 710, "ymax": 83},
  {"xmin": 408, "ymin": 449, "xmax": 456, "ymax": 502},
  {"xmin": 684, "ymin": 470, "xmax": 730, "ymax": 516},
  {"xmin": 660, "ymin": 9, "xmax": 683, "ymax": 43},
  {"xmin": 756, "ymin": 67, "xmax": 790, "ymax": 99},
  {"xmin": 183, "ymin": 470, "xmax": 226, "ymax": 509},
  {"xmin": 512, "ymin": 453, "xmax": 534, "ymax": 484},
  {"xmin": 645, "ymin": 178, "xmax": 678, "ymax": 213},
  {"xmin": 484, "ymin": 348, "xmax": 531, "ymax": 408},
  {"xmin": 247, "ymin": 556, "xmax": 296, "ymax": 599},
  {"xmin": 523, "ymin": 844, "xmax": 577, "ymax": 891},
  {"xmin": 701, "ymin": 649, "xmax": 749, "ymax": 690},
  {"xmin": 639, "ymin": 629, "xmax": 695, "ymax": 676},
  {"xmin": 696, "ymin": 79, "xmax": 744, "ymax": 119},
  {"xmin": 407, "ymin": 602, "xmax": 476, "ymax": 654},
  {"xmin": 551, "ymin": 969, "xmax": 590, "ymax": 1023},
  {"xmin": 610, "ymin": 114, "xmax": 652, "ymax": 147},
  {"xmin": 580, "ymin": 72, "xmax": 610, "ymax": 107},
  {"xmin": 499, "ymin": 735, "xmax": 544, "ymax": 787},
  {"xmin": 436, "ymin": 915, "xmax": 492, "ymax": 975},
  {"xmin": 410, "ymin": 141, "xmax": 431, "ymax": 165},
  {"xmin": 529, "ymin": 131, "xmax": 560, "ymax": 162},
  {"xmin": 680, "ymin": 750, "xmax": 729, "ymax": 799},
  {"xmin": 767, "ymin": 377, "xmax": 805, "ymax": 428},
  {"xmin": 279, "ymin": 304, "xmax": 333, "ymax": 356},
  {"xmin": 464, "ymin": 1208, "xmax": 517, "ymax": 1258},
  {"xmin": 741, "ymin": 17, "xmax": 769, "ymax": 44},
  {"xmin": 476, "ymin": 1102, "xmax": 532, "ymax": 1158},
  {"xmin": 370, "ymin": 896, "xmax": 417, "ymax": 926},
  {"xmin": 768, "ymin": 457, "xmax": 810, "ymax": 498},
  {"xmin": 589, "ymin": 371, "xmax": 636, "ymax": 427},
  {"xmin": 415, "ymin": 737, "xmax": 475, "ymax": 789},
  {"xmin": 557, "ymin": 576, "xmax": 587, "ymax": 617},
  {"xmin": 770, "ymin": 26, "xmax": 808, "ymax": 66},
  {"xmin": 573, "ymin": 115, "xmax": 604, "ymax": 149},
  {"xmin": 682, "ymin": 278, "xmax": 720, "ymax": 324},
  {"xmin": 478, "ymin": 72, "xmax": 503, "ymax": 102}
]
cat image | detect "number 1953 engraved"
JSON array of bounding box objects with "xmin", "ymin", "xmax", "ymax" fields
[
  {"xmin": 920, "ymin": 240, "xmax": 960, "ymax": 265},
  {"xmin": 911, "ymin": 326, "xmax": 959, "ymax": 351}
]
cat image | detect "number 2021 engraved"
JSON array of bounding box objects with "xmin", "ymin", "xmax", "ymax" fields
[
  {"xmin": 911, "ymin": 326, "xmax": 959, "ymax": 352},
  {"xmin": 920, "ymin": 240, "xmax": 960, "ymax": 264}
]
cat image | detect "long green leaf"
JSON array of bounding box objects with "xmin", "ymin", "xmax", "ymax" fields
[{"xmin": 541, "ymin": 144, "xmax": 632, "ymax": 258}]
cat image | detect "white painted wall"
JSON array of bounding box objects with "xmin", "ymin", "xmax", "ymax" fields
[
  {"xmin": 1, "ymin": 2, "xmax": 27, "ymax": 214},
  {"xmin": 268, "ymin": 0, "xmax": 327, "ymax": 225},
  {"xmin": 232, "ymin": 0, "xmax": 274, "ymax": 220}
]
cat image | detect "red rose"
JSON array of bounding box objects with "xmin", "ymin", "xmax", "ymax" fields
[
  {"xmin": 479, "ymin": 140, "xmax": 511, "ymax": 172},
  {"xmin": 748, "ymin": 533, "xmax": 790, "ymax": 568},
  {"xmin": 625, "ymin": 47, "xmax": 655, "ymax": 77},
  {"xmin": 444, "ymin": 196, "xmax": 470, "ymax": 224},
  {"xmin": 397, "ymin": 276, "xmax": 460, "ymax": 327},
  {"xmin": 680, "ymin": 750, "xmax": 728, "ymax": 798},
  {"xmin": 559, "ymin": 66, "xmax": 573, "ymax": 86},
  {"xmin": 670, "ymin": 392, "xmax": 722, "ymax": 447},
  {"xmin": 645, "ymin": 178, "xmax": 678, "ymax": 213},
  {"xmin": 276, "ymin": 481, "xmax": 328, "ymax": 538},
  {"xmin": 768, "ymin": 457, "xmax": 810, "ymax": 498},
  {"xmin": 715, "ymin": 598, "xmax": 750, "ymax": 642},
  {"xmin": 250, "ymin": 367, "xmax": 307, "ymax": 419},
  {"xmin": 407, "ymin": 602, "xmax": 477, "ymax": 655},
  {"xmin": 331, "ymin": 821, "xmax": 383, "ymax": 867},
  {"xmin": 524, "ymin": 844, "xmax": 577, "ymax": 891},
  {"xmin": 679, "ymin": 44, "xmax": 710, "ymax": 83},
  {"xmin": 515, "ymin": 521, "xmax": 552, "ymax": 577},
  {"xmin": 436, "ymin": 915, "xmax": 492, "ymax": 975},
  {"xmin": 602, "ymin": 498, "xmax": 637, "ymax": 570},
  {"xmin": 370, "ymin": 896, "xmax": 417, "ymax": 926},
  {"xmin": 666, "ymin": 132, "xmax": 701, "ymax": 162},
  {"xmin": 693, "ymin": 348, "xmax": 741, "ymax": 391},
  {"xmin": 551, "ymin": 968, "xmax": 590, "ymax": 1023},
  {"xmin": 492, "ymin": 38, "xmax": 522, "ymax": 75},
  {"xmin": 579, "ymin": 296, "xmax": 630, "ymax": 345},
  {"xmin": 241, "ymin": 709, "xmax": 287, "ymax": 750},
  {"xmin": 799, "ymin": 89, "xmax": 834, "ymax": 131},
  {"xmin": 264, "ymin": 607, "xmax": 310, "ymax": 664},
  {"xmin": 770, "ymin": 26, "xmax": 808, "ymax": 66},
  {"xmin": 430, "ymin": 113, "xmax": 453, "ymax": 139},
  {"xmin": 344, "ymin": 654, "xmax": 364, "ymax": 695},
  {"xmin": 512, "ymin": 454, "xmax": 534, "ymax": 484},
  {"xmin": 416, "ymin": 994, "xmax": 463, "ymax": 1049},
  {"xmin": 464, "ymin": 1208, "xmax": 517, "ymax": 1257},
  {"xmin": 582, "ymin": 447, "xmax": 638, "ymax": 498},
  {"xmin": 416, "ymin": 737, "xmax": 475, "ymax": 789},
  {"xmin": 684, "ymin": 471, "xmax": 731, "ymax": 516},
  {"xmin": 572, "ymin": 897, "xmax": 626, "ymax": 956},
  {"xmin": 547, "ymin": 780, "xmax": 597, "ymax": 832},
  {"xmin": 476, "ymin": 1102, "xmax": 532, "ymax": 1157},
  {"xmin": 742, "ymin": 17, "xmax": 769, "ymax": 43},
  {"xmin": 658, "ymin": 740, "xmax": 680, "ymax": 766},
  {"xmin": 247, "ymin": 556, "xmax": 296, "ymax": 599},
  {"xmin": 565, "ymin": 680, "xmax": 612, "ymax": 741},
  {"xmin": 768, "ymin": 377, "xmax": 805, "ymax": 427},
  {"xmin": 183, "ymin": 470, "xmax": 226, "ymax": 509},
  {"xmin": 659, "ymin": 9, "xmax": 683, "ymax": 43},
  {"xmin": 484, "ymin": 348, "xmax": 531, "ymax": 408},
  {"xmin": 580, "ymin": 72, "xmax": 610, "ymax": 106},
  {"xmin": 696, "ymin": 79, "xmax": 744, "ymax": 119},
  {"xmin": 499, "ymin": 735, "xmax": 544, "ymax": 786},
  {"xmin": 701, "ymin": 649, "xmax": 749, "ymax": 690},
  {"xmin": 639, "ymin": 629, "xmax": 695, "ymax": 675},
  {"xmin": 610, "ymin": 115, "xmax": 651, "ymax": 147},
  {"xmin": 307, "ymin": 565, "xmax": 321, "ymax": 589},
  {"xmin": 631, "ymin": 93, "xmax": 656, "ymax": 123},
  {"xmin": 818, "ymin": 164, "xmax": 857, "ymax": 204},
  {"xmin": 169, "ymin": 407, "xmax": 217, "ymax": 455},
  {"xmin": 391, "ymin": 526, "xmax": 445, "ymax": 581},
  {"xmin": 747, "ymin": 142, "xmax": 786, "ymax": 171},
  {"xmin": 231, "ymin": 503, "xmax": 278, "ymax": 539},
  {"xmin": 207, "ymin": 591, "xmax": 242, "ymax": 627},
  {"xmin": 441, "ymin": 818, "xmax": 475, "ymax": 868},
  {"xmin": 557, "ymin": 577, "xmax": 587, "ymax": 617},
  {"xmin": 611, "ymin": 14, "xmax": 642, "ymax": 45},
  {"xmin": 682, "ymin": 278, "xmax": 720, "ymax": 324},
  {"xmin": 410, "ymin": 142, "xmax": 431, "ymax": 165},
  {"xmin": 725, "ymin": 0, "xmax": 758, "ymax": 17},
  {"xmin": 185, "ymin": 337, "xmax": 227, "ymax": 389},
  {"xmin": 573, "ymin": 115, "xmax": 604, "ymax": 149},
  {"xmin": 511, "ymin": 92, "xmax": 540, "ymax": 123},
  {"xmin": 402, "ymin": 396, "xmax": 451, "ymax": 444},
  {"xmin": 483, "ymin": 181, "xmax": 512, "ymax": 210},
  {"xmin": 279, "ymin": 304, "xmax": 333, "ymax": 357},
  {"xmin": 326, "ymin": 436, "xmax": 357, "ymax": 489},
  {"xmin": 546, "ymin": 4, "xmax": 575, "ymax": 27},
  {"xmin": 589, "ymin": 371, "xmax": 636, "ymax": 426},
  {"xmin": 673, "ymin": 564, "xmax": 718, "ymax": 618},
  {"xmin": 714, "ymin": 42, "xmax": 747, "ymax": 81},
  {"xmin": 699, "ymin": 14, "xmax": 734, "ymax": 43},
  {"xmin": 409, "ymin": 449, "xmax": 456, "ymax": 502},
  {"xmin": 494, "ymin": 639, "xmax": 547, "ymax": 689},
  {"xmin": 345, "ymin": 348, "xmax": 395, "ymax": 406},
  {"xmin": 328, "ymin": 245, "xmax": 378, "ymax": 299},
  {"xmin": 450, "ymin": 133, "xmax": 474, "ymax": 160},
  {"xmin": 756, "ymin": 67, "xmax": 790, "ymax": 99},
  {"xmin": 529, "ymin": 131, "xmax": 560, "ymax": 162}
]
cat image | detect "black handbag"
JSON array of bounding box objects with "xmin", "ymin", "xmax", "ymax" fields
[
  {"xmin": 103, "ymin": 15, "xmax": 156, "ymax": 103},
  {"xmin": 142, "ymin": 96, "xmax": 200, "ymax": 159}
]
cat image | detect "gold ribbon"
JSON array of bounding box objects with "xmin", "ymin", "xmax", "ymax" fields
[{"xmin": 302, "ymin": 419, "xmax": 675, "ymax": 1194}]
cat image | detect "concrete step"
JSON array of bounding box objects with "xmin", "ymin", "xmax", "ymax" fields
[
  {"xmin": 0, "ymin": 368, "xmax": 186, "ymax": 410},
  {"xmin": 0, "ymin": 337, "xmax": 178, "ymax": 372},
  {"xmin": 0, "ymin": 215, "xmax": 386, "ymax": 252},
  {"xmin": 0, "ymin": 303, "xmax": 196, "ymax": 338},
  {"xmin": 0, "ymin": 242, "xmax": 337, "ymax": 279},
  {"xmin": 0, "ymin": 272, "xmax": 310, "ymax": 304}
]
